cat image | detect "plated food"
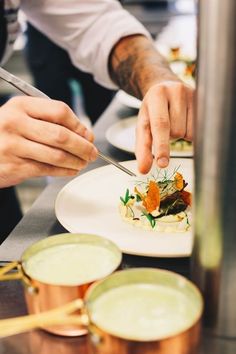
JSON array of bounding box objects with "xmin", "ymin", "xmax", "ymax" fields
[
  {"xmin": 119, "ymin": 168, "xmax": 191, "ymax": 232},
  {"xmin": 170, "ymin": 138, "xmax": 193, "ymax": 152},
  {"xmin": 55, "ymin": 159, "xmax": 193, "ymax": 257}
]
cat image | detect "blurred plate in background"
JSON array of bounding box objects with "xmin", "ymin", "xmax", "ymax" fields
[
  {"xmin": 106, "ymin": 116, "xmax": 193, "ymax": 157},
  {"xmin": 116, "ymin": 90, "xmax": 141, "ymax": 109}
]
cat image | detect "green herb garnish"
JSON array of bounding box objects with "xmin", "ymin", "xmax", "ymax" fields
[
  {"xmin": 120, "ymin": 188, "xmax": 133, "ymax": 205},
  {"xmin": 184, "ymin": 211, "xmax": 190, "ymax": 227},
  {"xmin": 142, "ymin": 212, "xmax": 156, "ymax": 228}
]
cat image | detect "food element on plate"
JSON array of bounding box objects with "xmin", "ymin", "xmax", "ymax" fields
[
  {"xmin": 90, "ymin": 282, "xmax": 198, "ymax": 340},
  {"xmin": 119, "ymin": 168, "xmax": 191, "ymax": 232},
  {"xmin": 170, "ymin": 139, "xmax": 193, "ymax": 152},
  {"xmin": 184, "ymin": 60, "xmax": 196, "ymax": 78},
  {"xmin": 168, "ymin": 46, "xmax": 196, "ymax": 88},
  {"xmin": 169, "ymin": 46, "xmax": 181, "ymax": 61},
  {"xmin": 169, "ymin": 47, "xmax": 196, "ymax": 77},
  {"xmin": 23, "ymin": 243, "xmax": 119, "ymax": 285}
]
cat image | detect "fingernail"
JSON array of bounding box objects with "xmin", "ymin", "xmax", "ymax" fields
[
  {"xmin": 157, "ymin": 157, "xmax": 169, "ymax": 167},
  {"xmin": 90, "ymin": 147, "xmax": 98, "ymax": 161}
]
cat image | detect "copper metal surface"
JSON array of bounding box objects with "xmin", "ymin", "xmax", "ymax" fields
[
  {"xmin": 85, "ymin": 268, "xmax": 203, "ymax": 354},
  {"xmin": 24, "ymin": 279, "xmax": 90, "ymax": 336},
  {"xmin": 0, "ymin": 233, "xmax": 121, "ymax": 336},
  {"xmin": 87, "ymin": 321, "xmax": 201, "ymax": 354},
  {"xmin": 0, "ymin": 267, "xmax": 203, "ymax": 353}
]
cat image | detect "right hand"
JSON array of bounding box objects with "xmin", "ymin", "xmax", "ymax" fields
[
  {"xmin": 0, "ymin": 96, "xmax": 98, "ymax": 188},
  {"xmin": 135, "ymin": 81, "xmax": 194, "ymax": 174}
]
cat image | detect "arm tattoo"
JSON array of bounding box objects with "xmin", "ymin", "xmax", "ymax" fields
[{"xmin": 109, "ymin": 35, "xmax": 179, "ymax": 99}]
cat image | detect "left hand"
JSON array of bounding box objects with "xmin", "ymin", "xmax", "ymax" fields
[{"xmin": 135, "ymin": 81, "xmax": 194, "ymax": 174}]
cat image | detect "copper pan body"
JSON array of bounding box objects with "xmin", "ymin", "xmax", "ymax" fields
[
  {"xmin": 0, "ymin": 267, "xmax": 203, "ymax": 353},
  {"xmin": 18, "ymin": 233, "xmax": 122, "ymax": 336},
  {"xmin": 84, "ymin": 268, "xmax": 203, "ymax": 354},
  {"xmin": 24, "ymin": 278, "xmax": 90, "ymax": 336},
  {"xmin": 86, "ymin": 320, "xmax": 201, "ymax": 354}
]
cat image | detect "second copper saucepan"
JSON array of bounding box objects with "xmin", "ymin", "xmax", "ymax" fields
[{"xmin": 0, "ymin": 267, "xmax": 203, "ymax": 354}]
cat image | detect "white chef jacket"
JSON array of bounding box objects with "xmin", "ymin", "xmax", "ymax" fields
[{"xmin": 0, "ymin": 0, "xmax": 150, "ymax": 89}]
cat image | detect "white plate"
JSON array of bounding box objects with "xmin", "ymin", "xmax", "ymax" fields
[
  {"xmin": 116, "ymin": 90, "xmax": 141, "ymax": 109},
  {"xmin": 106, "ymin": 117, "xmax": 137, "ymax": 154},
  {"xmin": 155, "ymin": 15, "xmax": 197, "ymax": 60},
  {"xmin": 55, "ymin": 159, "xmax": 193, "ymax": 258},
  {"xmin": 106, "ymin": 116, "xmax": 193, "ymax": 157}
]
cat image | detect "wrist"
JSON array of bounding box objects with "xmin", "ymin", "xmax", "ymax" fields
[
  {"xmin": 138, "ymin": 71, "xmax": 181, "ymax": 98},
  {"xmin": 109, "ymin": 34, "xmax": 180, "ymax": 99}
]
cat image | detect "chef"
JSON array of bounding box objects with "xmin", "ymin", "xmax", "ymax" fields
[{"xmin": 0, "ymin": 0, "xmax": 193, "ymax": 239}]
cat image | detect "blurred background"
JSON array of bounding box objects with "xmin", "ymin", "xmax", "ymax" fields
[{"xmin": 0, "ymin": 0, "xmax": 196, "ymax": 218}]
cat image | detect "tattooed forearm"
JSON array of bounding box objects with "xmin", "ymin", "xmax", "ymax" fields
[{"xmin": 109, "ymin": 35, "xmax": 179, "ymax": 100}]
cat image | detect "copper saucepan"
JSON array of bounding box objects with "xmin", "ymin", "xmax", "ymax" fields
[
  {"xmin": 0, "ymin": 233, "xmax": 122, "ymax": 336},
  {"xmin": 0, "ymin": 268, "xmax": 203, "ymax": 354}
]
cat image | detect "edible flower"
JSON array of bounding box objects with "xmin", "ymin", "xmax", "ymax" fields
[
  {"xmin": 174, "ymin": 172, "xmax": 184, "ymax": 191},
  {"xmin": 143, "ymin": 181, "xmax": 160, "ymax": 213}
]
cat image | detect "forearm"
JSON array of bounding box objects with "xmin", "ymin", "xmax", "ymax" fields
[{"xmin": 109, "ymin": 35, "xmax": 180, "ymax": 99}]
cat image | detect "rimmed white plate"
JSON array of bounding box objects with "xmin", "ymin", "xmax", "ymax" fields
[
  {"xmin": 106, "ymin": 116, "xmax": 193, "ymax": 157},
  {"xmin": 55, "ymin": 159, "xmax": 193, "ymax": 258},
  {"xmin": 116, "ymin": 90, "xmax": 141, "ymax": 109}
]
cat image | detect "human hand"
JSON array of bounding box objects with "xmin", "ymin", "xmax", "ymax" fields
[
  {"xmin": 135, "ymin": 81, "xmax": 194, "ymax": 174},
  {"xmin": 0, "ymin": 96, "xmax": 98, "ymax": 188}
]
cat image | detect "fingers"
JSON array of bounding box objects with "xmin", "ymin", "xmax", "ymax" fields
[
  {"xmin": 0, "ymin": 158, "xmax": 79, "ymax": 188},
  {"xmin": 136, "ymin": 82, "xmax": 194, "ymax": 174},
  {"xmin": 3, "ymin": 96, "xmax": 98, "ymax": 163},
  {"xmin": 0, "ymin": 135, "xmax": 81, "ymax": 188},
  {"xmin": 6, "ymin": 96, "xmax": 94, "ymax": 141},
  {"xmin": 23, "ymin": 160, "xmax": 79, "ymax": 179},
  {"xmin": 168, "ymin": 83, "xmax": 187, "ymax": 139},
  {"xmin": 135, "ymin": 104, "xmax": 153, "ymax": 174},
  {"xmin": 147, "ymin": 86, "xmax": 170, "ymax": 169},
  {"xmin": 13, "ymin": 136, "xmax": 89, "ymax": 171},
  {"xmin": 0, "ymin": 97, "xmax": 98, "ymax": 187},
  {"xmin": 16, "ymin": 115, "xmax": 97, "ymax": 163},
  {"xmin": 185, "ymin": 89, "xmax": 194, "ymax": 141}
]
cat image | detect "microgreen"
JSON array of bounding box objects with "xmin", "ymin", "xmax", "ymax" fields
[
  {"xmin": 159, "ymin": 165, "xmax": 180, "ymax": 182},
  {"xmin": 120, "ymin": 188, "xmax": 132, "ymax": 205},
  {"xmin": 128, "ymin": 205, "xmax": 135, "ymax": 218},
  {"xmin": 134, "ymin": 166, "xmax": 181, "ymax": 189},
  {"xmin": 142, "ymin": 212, "xmax": 156, "ymax": 228},
  {"xmin": 184, "ymin": 212, "xmax": 190, "ymax": 226}
]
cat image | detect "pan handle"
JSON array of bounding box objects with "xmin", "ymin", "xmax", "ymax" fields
[
  {"xmin": 0, "ymin": 299, "xmax": 88, "ymax": 338},
  {"xmin": 0, "ymin": 261, "xmax": 22, "ymax": 281},
  {"xmin": 0, "ymin": 261, "xmax": 36, "ymax": 292}
]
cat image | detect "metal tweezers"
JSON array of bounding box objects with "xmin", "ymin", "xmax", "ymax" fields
[{"xmin": 0, "ymin": 67, "xmax": 136, "ymax": 177}]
